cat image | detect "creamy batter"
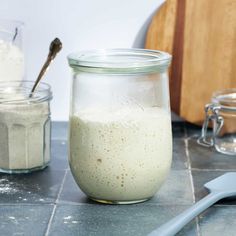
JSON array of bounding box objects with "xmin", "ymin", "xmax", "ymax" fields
[
  {"xmin": 0, "ymin": 100, "xmax": 50, "ymax": 173},
  {"xmin": 69, "ymin": 107, "xmax": 172, "ymax": 203}
]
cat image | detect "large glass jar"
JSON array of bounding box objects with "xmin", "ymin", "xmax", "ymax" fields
[
  {"xmin": 68, "ymin": 49, "xmax": 172, "ymax": 204},
  {"xmin": 0, "ymin": 81, "xmax": 52, "ymax": 173}
]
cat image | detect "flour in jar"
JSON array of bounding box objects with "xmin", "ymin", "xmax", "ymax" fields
[
  {"xmin": 0, "ymin": 39, "xmax": 24, "ymax": 81},
  {"xmin": 69, "ymin": 107, "xmax": 172, "ymax": 202},
  {"xmin": 0, "ymin": 96, "xmax": 50, "ymax": 173}
]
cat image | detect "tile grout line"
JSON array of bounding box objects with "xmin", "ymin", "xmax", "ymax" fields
[
  {"xmin": 195, "ymin": 217, "xmax": 201, "ymax": 236},
  {"xmin": 191, "ymin": 168, "xmax": 236, "ymax": 172},
  {"xmin": 183, "ymin": 124, "xmax": 196, "ymax": 203},
  {"xmin": 44, "ymin": 204, "xmax": 56, "ymax": 236},
  {"xmin": 44, "ymin": 169, "xmax": 68, "ymax": 236},
  {"xmin": 56, "ymin": 169, "xmax": 69, "ymax": 204},
  {"xmin": 183, "ymin": 121, "xmax": 188, "ymax": 139},
  {"xmin": 184, "ymin": 138, "xmax": 195, "ymax": 202},
  {"xmin": 184, "ymin": 136, "xmax": 201, "ymax": 236}
]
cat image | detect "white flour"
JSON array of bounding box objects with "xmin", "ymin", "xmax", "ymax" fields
[
  {"xmin": 0, "ymin": 40, "xmax": 24, "ymax": 81},
  {"xmin": 0, "ymin": 100, "xmax": 50, "ymax": 172},
  {"xmin": 0, "ymin": 178, "xmax": 18, "ymax": 194}
]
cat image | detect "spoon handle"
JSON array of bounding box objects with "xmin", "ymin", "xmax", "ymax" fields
[
  {"xmin": 148, "ymin": 192, "xmax": 224, "ymax": 236},
  {"xmin": 30, "ymin": 55, "xmax": 53, "ymax": 94},
  {"xmin": 30, "ymin": 38, "xmax": 62, "ymax": 96}
]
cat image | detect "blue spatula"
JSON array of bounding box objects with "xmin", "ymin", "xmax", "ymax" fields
[{"xmin": 148, "ymin": 172, "xmax": 236, "ymax": 236}]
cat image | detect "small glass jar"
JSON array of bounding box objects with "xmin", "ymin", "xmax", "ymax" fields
[
  {"xmin": 0, "ymin": 19, "xmax": 25, "ymax": 82},
  {"xmin": 0, "ymin": 81, "xmax": 52, "ymax": 173},
  {"xmin": 198, "ymin": 88, "xmax": 236, "ymax": 155},
  {"xmin": 68, "ymin": 49, "xmax": 172, "ymax": 204}
]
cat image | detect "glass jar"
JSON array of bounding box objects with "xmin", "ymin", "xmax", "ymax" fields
[
  {"xmin": 0, "ymin": 19, "xmax": 25, "ymax": 82},
  {"xmin": 68, "ymin": 49, "xmax": 172, "ymax": 204},
  {"xmin": 0, "ymin": 81, "xmax": 52, "ymax": 173},
  {"xmin": 198, "ymin": 88, "xmax": 236, "ymax": 155}
]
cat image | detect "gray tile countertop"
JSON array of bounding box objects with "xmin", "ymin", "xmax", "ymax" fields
[{"xmin": 0, "ymin": 122, "xmax": 236, "ymax": 236}]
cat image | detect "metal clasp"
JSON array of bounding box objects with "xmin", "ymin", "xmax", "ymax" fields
[{"xmin": 197, "ymin": 104, "xmax": 224, "ymax": 147}]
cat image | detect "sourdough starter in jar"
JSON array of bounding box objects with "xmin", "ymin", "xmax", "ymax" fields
[{"xmin": 69, "ymin": 107, "xmax": 172, "ymax": 203}]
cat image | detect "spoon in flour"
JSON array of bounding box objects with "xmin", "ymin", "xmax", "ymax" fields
[
  {"xmin": 30, "ymin": 38, "xmax": 62, "ymax": 97},
  {"xmin": 148, "ymin": 172, "xmax": 236, "ymax": 236}
]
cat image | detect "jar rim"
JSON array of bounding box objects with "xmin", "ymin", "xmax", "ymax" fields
[
  {"xmin": 0, "ymin": 18, "xmax": 24, "ymax": 26},
  {"xmin": 67, "ymin": 48, "xmax": 171, "ymax": 73},
  {"xmin": 0, "ymin": 81, "xmax": 52, "ymax": 105},
  {"xmin": 212, "ymin": 88, "xmax": 236, "ymax": 110},
  {"xmin": 0, "ymin": 18, "xmax": 24, "ymax": 36}
]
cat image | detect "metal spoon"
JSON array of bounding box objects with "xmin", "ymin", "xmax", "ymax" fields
[
  {"xmin": 30, "ymin": 38, "xmax": 62, "ymax": 96},
  {"xmin": 148, "ymin": 172, "xmax": 236, "ymax": 236}
]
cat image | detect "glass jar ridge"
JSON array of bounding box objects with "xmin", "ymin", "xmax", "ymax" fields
[
  {"xmin": 68, "ymin": 48, "xmax": 171, "ymax": 74},
  {"xmin": 0, "ymin": 81, "xmax": 52, "ymax": 173}
]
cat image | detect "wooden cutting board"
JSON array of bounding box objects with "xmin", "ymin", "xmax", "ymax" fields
[{"xmin": 145, "ymin": 0, "xmax": 236, "ymax": 125}]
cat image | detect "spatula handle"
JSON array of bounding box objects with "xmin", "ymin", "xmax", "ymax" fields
[{"xmin": 148, "ymin": 192, "xmax": 224, "ymax": 236}]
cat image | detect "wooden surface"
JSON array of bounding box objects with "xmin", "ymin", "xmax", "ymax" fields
[{"xmin": 145, "ymin": 0, "xmax": 236, "ymax": 125}]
